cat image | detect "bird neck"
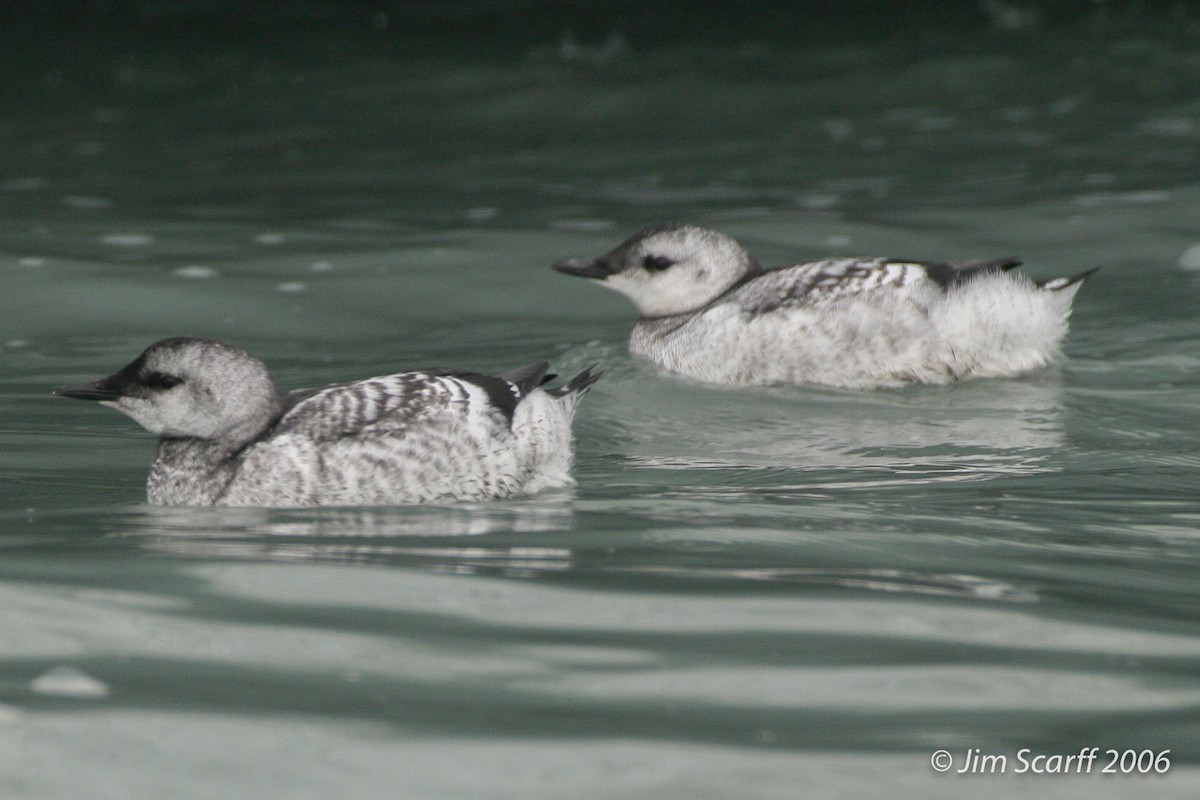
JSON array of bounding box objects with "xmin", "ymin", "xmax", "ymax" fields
[
  {"xmin": 637, "ymin": 265, "xmax": 764, "ymax": 322},
  {"xmin": 146, "ymin": 437, "xmax": 244, "ymax": 505}
]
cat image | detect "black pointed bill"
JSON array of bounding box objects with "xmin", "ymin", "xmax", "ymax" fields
[
  {"xmin": 53, "ymin": 379, "xmax": 121, "ymax": 401},
  {"xmin": 552, "ymin": 257, "xmax": 615, "ymax": 280}
]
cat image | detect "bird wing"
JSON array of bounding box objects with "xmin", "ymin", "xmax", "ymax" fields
[
  {"xmin": 733, "ymin": 256, "xmax": 1021, "ymax": 314},
  {"xmin": 270, "ymin": 364, "xmax": 551, "ymax": 442}
]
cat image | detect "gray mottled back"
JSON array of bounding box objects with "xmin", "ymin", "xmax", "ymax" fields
[{"xmin": 273, "ymin": 373, "xmax": 460, "ymax": 441}]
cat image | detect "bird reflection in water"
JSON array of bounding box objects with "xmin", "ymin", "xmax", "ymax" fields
[{"xmin": 114, "ymin": 496, "xmax": 576, "ymax": 576}]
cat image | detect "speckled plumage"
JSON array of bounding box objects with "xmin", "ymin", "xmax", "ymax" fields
[
  {"xmin": 54, "ymin": 338, "xmax": 598, "ymax": 507},
  {"xmin": 554, "ymin": 224, "xmax": 1094, "ymax": 389}
]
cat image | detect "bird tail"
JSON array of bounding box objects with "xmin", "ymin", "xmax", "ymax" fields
[
  {"xmin": 1037, "ymin": 267, "xmax": 1098, "ymax": 292},
  {"xmin": 498, "ymin": 361, "xmax": 552, "ymax": 396},
  {"xmin": 548, "ymin": 365, "xmax": 601, "ymax": 399}
]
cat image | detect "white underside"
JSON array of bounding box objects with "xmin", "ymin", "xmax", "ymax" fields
[{"xmin": 630, "ymin": 273, "xmax": 1082, "ymax": 389}]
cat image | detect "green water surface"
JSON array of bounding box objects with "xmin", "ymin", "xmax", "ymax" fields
[{"xmin": 2, "ymin": 4, "xmax": 1200, "ymax": 798}]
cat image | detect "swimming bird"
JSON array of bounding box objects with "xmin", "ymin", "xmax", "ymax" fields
[
  {"xmin": 553, "ymin": 224, "xmax": 1094, "ymax": 389},
  {"xmin": 53, "ymin": 337, "xmax": 599, "ymax": 507}
]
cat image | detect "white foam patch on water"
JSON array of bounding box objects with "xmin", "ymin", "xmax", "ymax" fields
[
  {"xmin": 798, "ymin": 193, "xmax": 839, "ymax": 210},
  {"xmin": 309, "ymin": 261, "xmax": 333, "ymax": 272},
  {"xmin": 1179, "ymin": 244, "xmax": 1200, "ymax": 270},
  {"xmin": 62, "ymin": 195, "xmax": 113, "ymax": 209},
  {"xmin": 173, "ymin": 265, "xmax": 219, "ymax": 279},
  {"xmin": 29, "ymin": 666, "xmax": 110, "ymax": 699},
  {"xmin": 17, "ymin": 257, "xmax": 45, "ymax": 268},
  {"xmin": 1074, "ymin": 190, "xmax": 1171, "ymax": 207},
  {"xmin": 465, "ymin": 207, "xmax": 499, "ymax": 221},
  {"xmin": 255, "ymin": 232, "xmax": 286, "ymax": 245},
  {"xmin": 822, "ymin": 118, "xmax": 855, "ymax": 141},
  {"xmin": 100, "ymin": 233, "xmax": 154, "ymax": 246},
  {"xmin": 276, "ymin": 281, "xmax": 307, "ymax": 293},
  {"xmin": 549, "ymin": 218, "xmax": 615, "ymax": 233},
  {"xmin": 1, "ymin": 177, "xmax": 45, "ymax": 191},
  {"xmin": 1139, "ymin": 117, "xmax": 1197, "ymax": 136}
]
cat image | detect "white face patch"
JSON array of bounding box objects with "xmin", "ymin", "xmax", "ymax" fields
[
  {"xmin": 102, "ymin": 396, "xmax": 163, "ymax": 434},
  {"xmin": 601, "ymin": 226, "xmax": 758, "ymax": 317},
  {"xmin": 111, "ymin": 387, "xmax": 219, "ymax": 439}
]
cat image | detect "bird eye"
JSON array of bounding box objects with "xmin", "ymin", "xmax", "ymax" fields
[
  {"xmin": 643, "ymin": 254, "xmax": 675, "ymax": 272},
  {"xmin": 147, "ymin": 372, "xmax": 183, "ymax": 390}
]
